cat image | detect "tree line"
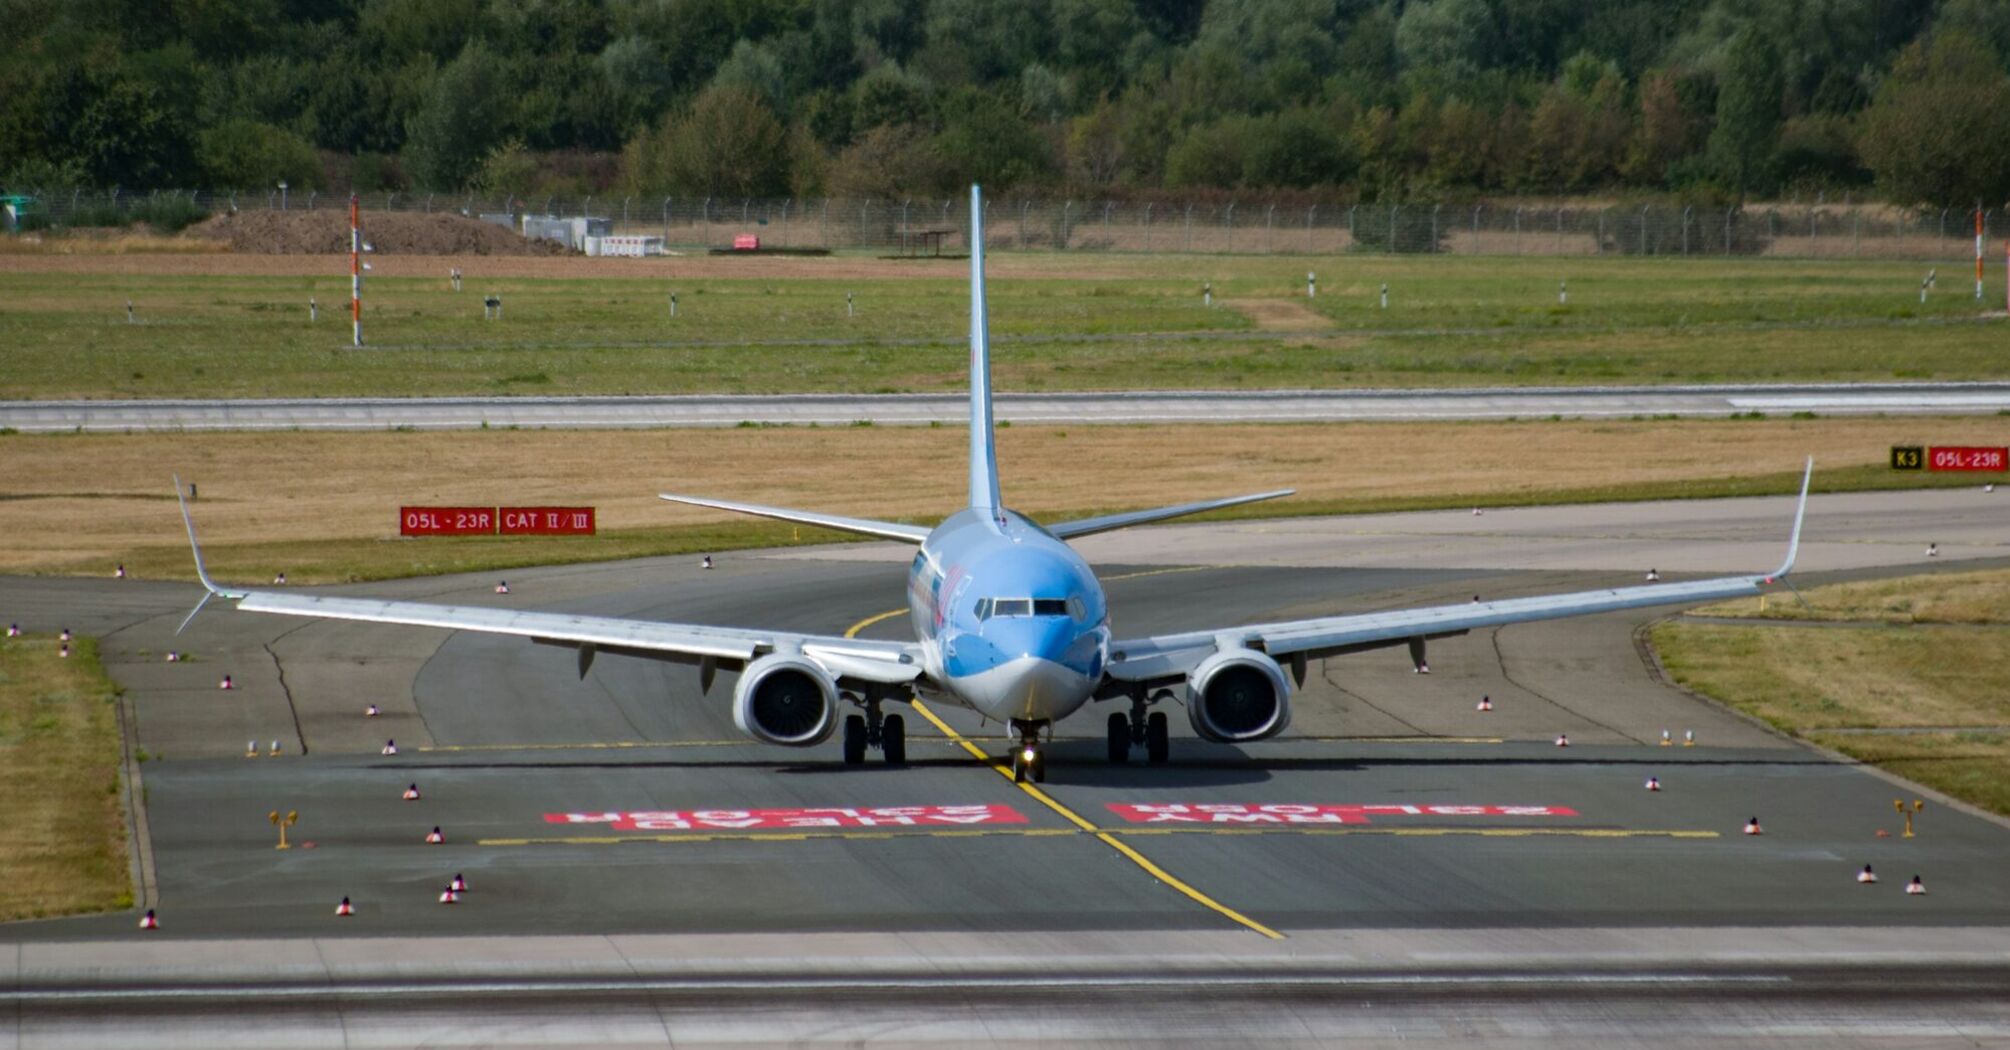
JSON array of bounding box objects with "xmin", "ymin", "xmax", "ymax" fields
[{"xmin": 4, "ymin": 0, "xmax": 2010, "ymax": 207}]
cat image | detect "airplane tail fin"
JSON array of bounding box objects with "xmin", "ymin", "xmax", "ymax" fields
[{"xmin": 967, "ymin": 184, "xmax": 1001, "ymax": 513}]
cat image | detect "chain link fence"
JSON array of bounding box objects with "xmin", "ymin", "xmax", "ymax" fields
[{"xmin": 9, "ymin": 188, "xmax": 2001, "ymax": 262}]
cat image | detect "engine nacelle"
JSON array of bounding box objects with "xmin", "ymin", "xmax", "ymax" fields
[
  {"xmin": 733, "ymin": 653, "xmax": 840, "ymax": 746},
  {"xmin": 1185, "ymin": 648, "xmax": 1292, "ymax": 743}
]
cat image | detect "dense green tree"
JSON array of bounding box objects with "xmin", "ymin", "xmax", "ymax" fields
[
  {"xmin": 0, "ymin": 0, "xmax": 2002, "ymax": 202},
  {"xmin": 403, "ymin": 41, "xmax": 507, "ymax": 189},
  {"xmin": 197, "ymin": 119, "xmax": 321, "ymax": 189},
  {"xmin": 653, "ymin": 86, "xmax": 794, "ymax": 197},
  {"xmin": 932, "ymin": 86, "xmax": 1051, "ymax": 188},
  {"xmin": 1858, "ymin": 37, "xmax": 2010, "ymax": 205},
  {"xmin": 1709, "ymin": 25, "xmax": 1782, "ymax": 199}
]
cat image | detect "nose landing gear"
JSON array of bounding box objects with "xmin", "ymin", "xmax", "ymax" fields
[
  {"xmin": 1105, "ymin": 691, "xmax": 1171, "ymax": 765},
  {"xmin": 1009, "ymin": 719, "xmax": 1049, "ymax": 783}
]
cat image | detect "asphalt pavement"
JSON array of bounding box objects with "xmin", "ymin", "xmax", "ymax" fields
[
  {"xmin": 3, "ymin": 381, "xmax": 2008, "ymax": 431},
  {"xmin": 3, "ymin": 491, "xmax": 2008, "ymax": 1046}
]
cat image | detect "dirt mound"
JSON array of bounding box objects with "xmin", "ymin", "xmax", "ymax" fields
[{"xmin": 184, "ymin": 209, "xmax": 571, "ymax": 256}]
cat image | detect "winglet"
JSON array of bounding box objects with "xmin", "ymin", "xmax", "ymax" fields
[
  {"xmin": 173, "ymin": 475, "xmax": 244, "ymax": 602},
  {"xmin": 1766, "ymin": 458, "xmax": 1813, "ymax": 581}
]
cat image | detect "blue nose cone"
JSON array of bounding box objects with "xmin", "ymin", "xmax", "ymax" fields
[{"xmin": 986, "ymin": 616, "xmax": 1077, "ymax": 663}]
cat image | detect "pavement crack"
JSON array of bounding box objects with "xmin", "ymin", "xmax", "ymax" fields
[
  {"xmin": 1320, "ymin": 659, "xmax": 1428, "ymax": 735},
  {"xmin": 1489, "ymin": 628, "xmax": 1643, "ymax": 745},
  {"xmin": 262, "ymin": 639, "xmax": 310, "ymax": 755}
]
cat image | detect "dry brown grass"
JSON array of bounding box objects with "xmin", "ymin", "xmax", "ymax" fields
[
  {"xmin": 0, "ymin": 415, "xmax": 1954, "ymax": 579},
  {"xmin": 0, "ymin": 230, "xmax": 231, "ymax": 255},
  {"xmin": 1694, "ymin": 569, "xmax": 2010, "ymax": 624},
  {"xmin": 1656, "ymin": 568, "xmax": 2010, "ymax": 816},
  {"xmin": 0, "ymin": 634, "xmax": 131, "ymax": 921}
]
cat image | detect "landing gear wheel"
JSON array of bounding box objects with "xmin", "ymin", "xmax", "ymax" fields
[
  {"xmin": 1031, "ymin": 750, "xmax": 1047, "ymax": 783},
  {"xmin": 1106, "ymin": 712, "xmax": 1131, "ymax": 764},
  {"xmin": 842, "ymin": 714, "xmax": 867, "ymax": 765},
  {"xmin": 1011, "ymin": 748, "xmax": 1028, "ymax": 783},
  {"xmin": 1146, "ymin": 711, "xmax": 1170, "ymax": 765},
  {"xmin": 881, "ymin": 714, "xmax": 906, "ymax": 765}
]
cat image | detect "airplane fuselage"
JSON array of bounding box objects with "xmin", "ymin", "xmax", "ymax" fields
[{"xmin": 908, "ymin": 507, "xmax": 1110, "ymax": 725}]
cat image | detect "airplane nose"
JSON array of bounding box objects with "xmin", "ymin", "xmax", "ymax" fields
[{"xmin": 989, "ymin": 617, "xmax": 1076, "ymax": 663}]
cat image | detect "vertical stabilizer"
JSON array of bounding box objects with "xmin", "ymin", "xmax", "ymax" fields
[{"xmin": 968, "ymin": 184, "xmax": 1002, "ymax": 511}]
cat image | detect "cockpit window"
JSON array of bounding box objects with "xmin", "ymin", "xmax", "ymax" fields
[
  {"xmin": 991, "ymin": 598, "xmax": 1032, "ymax": 618},
  {"xmin": 979, "ymin": 597, "xmax": 1076, "ymax": 620}
]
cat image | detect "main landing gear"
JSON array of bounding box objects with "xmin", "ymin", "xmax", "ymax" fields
[
  {"xmin": 841, "ymin": 695, "xmax": 906, "ymax": 766},
  {"xmin": 1105, "ymin": 691, "xmax": 1171, "ymax": 766},
  {"xmin": 1010, "ymin": 719, "xmax": 1049, "ymax": 783}
]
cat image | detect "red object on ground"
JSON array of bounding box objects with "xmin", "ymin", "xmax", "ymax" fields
[
  {"xmin": 401, "ymin": 507, "xmax": 497, "ymax": 536},
  {"xmin": 498, "ymin": 506, "xmax": 596, "ymax": 536},
  {"xmin": 732, "ymin": 234, "xmax": 760, "ymax": 250},
  {"xmin": 1928, "ymin": 447, "xmax": 2007, "ymax": 472}
]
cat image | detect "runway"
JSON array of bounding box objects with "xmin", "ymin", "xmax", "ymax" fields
[
  {"xmin": 3, "ymin": 490, "xmax": 2009, "ymax": 1045},
  {"xmin": 3, "ymin": 380, "xmax": 2009, "ymax": 431}
]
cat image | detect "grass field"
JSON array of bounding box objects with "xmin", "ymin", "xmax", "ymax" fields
[
  {"xmin": 0, "ymin": 633, "xmax": 131, "ymax": 922},
  {"xmin": 1, "ymin": 254, "xmax": 2002, "ymax": 399},
  {"xmin": 1654, "ymin": 569, "xmax": 2010, "ymax": 817},
  {"xmin": 0, "ymin": 415, "xmax": 1988, "ymax": 582}
]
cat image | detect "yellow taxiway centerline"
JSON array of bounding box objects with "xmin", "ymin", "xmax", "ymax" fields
[{"xmin": 846, "ymin": 605, "xmax": 1286, "ymax": 941}]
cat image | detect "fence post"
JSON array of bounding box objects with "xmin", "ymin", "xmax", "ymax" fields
[
  {"xmin": 1433, "ymin": 204, "xmax": 1442, "ymax": 254},
  {"xmin": 1062, "ymin": 199, "xmax": 1073, "ymax": 250},
  {"xmin": 1552, "ymin": 206, "xmax": 1560, "ymax": 254},
  {"xmin": 1347, "ymin": 204, "xmax": 1357, "ymax": 245},
  {"xmin": 1222, "ymin": 201, "xmax": 1235, "ymax": 252},
  {"xmin": 1472, "ymin": 204, "xmax": 1483, "ymax": 253},
  {"xmin": 1019, "ymin": 200, "xmax": 1031, "ymax": 248},
  {"xmin": 1681, "ymin": 206, "xmax": 1691, "ymax": 255},
  {"xmin": 1638, "ymin": 206, "xmax": 1649, "ymax": 255},
  {"xmin": 1724, "ymin": 208, "xmax": 1732, "ymax": 255},
  {"xmin": 703, "ymin": 197, "xmax": 712, "ymax": 245},
  {"xmin": 1389, "ymin": 204, "xmax": 1399, "ymax": 252},
  {"xmin": 662, "ymin": 197, "xmax": 671, "ymax": 240},
  {"xmin": 781, "ymin": 198, "xmax": 791, "ymax": 247},
  {"xmin": 1103, "ymin": 200, "xmax": 1113, "ymax": 247},
  {"xmin": 821, "ymin": 198, "xmax": 829, "ymax": 248},
  {"xmin": 1264, "ymin": 203, "xmax": 1274, "ymax": 254},
  {"xmin": 1144, "ymin": 202, "xmax": 1155, "ymax": 251},
  {"xmin": 1513, "ymin": 205, "xmax": 1522, "ymax": 254},
  {"xmin": 1306, "ymin": 205, "xmax": 1316, "ymax": 253},
  {"xmin": 1851, "ymin": 196, "xmax": 1860, "ymax": 256},
  {"xmin": 1183, "ymin": 203, "xmax": 1193, "ymax": 252}
]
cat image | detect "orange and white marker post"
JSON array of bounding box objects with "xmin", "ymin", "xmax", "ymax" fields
[{"xmin": 350, "ymin": 194, "xmax": 363, "ymax": 347}]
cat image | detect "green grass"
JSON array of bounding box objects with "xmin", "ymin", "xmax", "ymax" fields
[
  {"xmin": 1, "ymin": 255, "xmax": 2003, "ymax": 399},
  {"xmin": 1653, "ymin": 569, "xmax": 2010, "ymax": 818},
  {"xmin": 0, "ymin": 634, "xmax": 132, "ymax": 921}
]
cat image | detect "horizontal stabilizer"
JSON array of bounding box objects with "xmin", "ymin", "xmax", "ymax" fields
[
  {"xmin": 1046, "ymin": 489, "xmax": 1294, "ymax": 540},
  {"xmin": 659, "ymin": 492, "xmax": 930, "ymax": 544}
]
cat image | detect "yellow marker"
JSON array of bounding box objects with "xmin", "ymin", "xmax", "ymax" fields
[
  {"xmin": 847, "ymin": 606, "xmax": 1281, "ymax": 938},
  {"xmin": 906, "ymin": 695, "xmax": 1285, "ymax": 940},
  {"xmin": 1895, "ymin": 798, "xmax": 1924, "ymax": 838},
  {"xmin": 269, "ymin": 809, "xmax": 298, "ymax": 850}
]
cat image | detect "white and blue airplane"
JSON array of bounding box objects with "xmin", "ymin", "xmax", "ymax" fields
[{"xmin": 177, "ymin": 186, "xmax": 1810, "ymax": 783}]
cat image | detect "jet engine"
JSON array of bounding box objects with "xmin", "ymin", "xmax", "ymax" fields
[
  {"xmin": 733, "ymin": 653, "xmax": 840, "ymax": 746},
  {"xmin": 1185, "ymin": 648, "xmax": 1292, "ymax": 743}
]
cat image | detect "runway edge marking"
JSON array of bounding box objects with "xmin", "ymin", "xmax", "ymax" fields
[{"xmin": 848, "ymin": 606, "xmax": 1287, "ymax": 941}]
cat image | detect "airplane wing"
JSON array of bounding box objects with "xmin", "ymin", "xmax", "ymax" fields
[
  {"xmin": 1045, "ymin": 489, "xmax": 1295, "ymax": 540},
  {"xmin": 174, "ymin": 482, "xmax": 922, "ymax": 688},
  {"xmin": 659, "ymin": 492, "xmax": 931, "ymax": 544},
  {"xmin": 1104, "ymin": 461, "xmax": 1811, "ymax": 685}
]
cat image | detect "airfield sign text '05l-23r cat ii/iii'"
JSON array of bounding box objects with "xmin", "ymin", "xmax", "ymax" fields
[{"xmin": 174, "ymin": 185, "xmax": 1811, "ymax": 783}]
